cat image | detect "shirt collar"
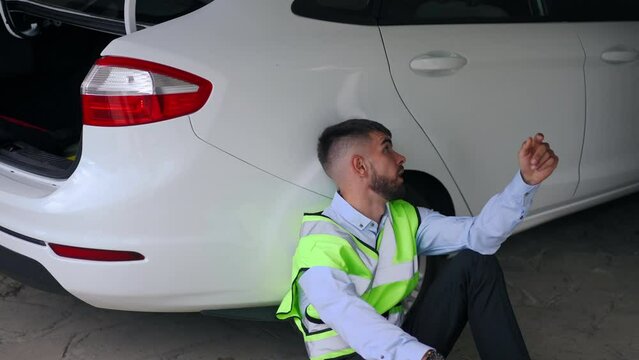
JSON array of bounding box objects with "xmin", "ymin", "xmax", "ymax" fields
[{"xmin": 329, "ymin": 191, "xmax": 381, "ymax": 231}]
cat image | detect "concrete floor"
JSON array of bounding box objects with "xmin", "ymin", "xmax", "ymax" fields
[{"xmin": 1, "ymin": 193, "xmax": 638, "ymax": 360}]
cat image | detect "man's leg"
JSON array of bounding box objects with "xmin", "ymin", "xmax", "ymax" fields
[{"xmin": 402, "ymin": 249, "xmax": 530, "ymax": 359}]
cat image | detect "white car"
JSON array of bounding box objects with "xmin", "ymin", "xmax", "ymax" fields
[{"xmin": 0, "ymin": 0, "xmax": 637, "ymax": 315}]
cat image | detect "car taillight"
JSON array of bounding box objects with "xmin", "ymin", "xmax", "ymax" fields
[
  {"xmin": 81, "ymin": 56, "xmax": 213, "ymax": 126},
  {"xmin": 49, "ymin": 243, "xmax": 145, "ymax": 262}
]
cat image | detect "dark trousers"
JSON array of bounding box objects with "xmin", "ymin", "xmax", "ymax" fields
[{"xmin": 348, "ymin": 250, "xmax": 530, "ymax": 360}]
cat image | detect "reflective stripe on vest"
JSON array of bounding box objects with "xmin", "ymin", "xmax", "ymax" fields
[
  {"xmin": 276, "ymin": 199, "xmax": 421, "ymax": 360},
  {"xmin": 298, "ymin": 323, "xmax": 353, "ymax": 360}
]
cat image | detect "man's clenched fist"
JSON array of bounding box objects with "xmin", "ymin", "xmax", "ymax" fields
[{"xmin": 518, "ymin": 133, "xmax": 558, "ymax": 185}]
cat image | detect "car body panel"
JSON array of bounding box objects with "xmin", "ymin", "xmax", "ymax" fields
[
  {"xmin": 0, "ymin": 117, "xmax": 329, "ymax": 310},
  {"xmin": 380, "ymin": 23, "xmax": 586, "ymax": 216},
  {"xmin": 572, "ymin": 21, "xmax": 639, "ymax": 199},
  {"xmin": 102, "ymin": 0, "xmax": 470, "ymax": 213}
]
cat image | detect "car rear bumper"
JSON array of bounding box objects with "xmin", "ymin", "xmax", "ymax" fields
[{"xmin": 0, "ymin": 116, "xmax": 329, "ymax": 312}]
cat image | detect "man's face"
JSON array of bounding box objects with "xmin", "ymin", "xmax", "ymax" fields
[{"xmin": 366, "ymin": 131, "xmax": 407, "ymax": 200}]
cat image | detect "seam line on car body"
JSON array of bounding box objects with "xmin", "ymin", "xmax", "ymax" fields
[
  {"xmin": 573, "ymin": 34, "xmax": 588, "ymax": 198},
  {"xmin": 186, "ymin": 117, "xmax": 330, "ymax": 200},
  {"xmin": 376, "ymin": 25, "xmax": 472, "ymax": 216}
]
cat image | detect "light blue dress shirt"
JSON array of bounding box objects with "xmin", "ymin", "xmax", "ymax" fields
[{"xmin": 298, "ymin": 171, "xmax": 538, "ymax": 360}]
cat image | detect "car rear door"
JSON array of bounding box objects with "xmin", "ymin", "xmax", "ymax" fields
[
  {"xmin": 546, "ymin": 0, "xmax": 639, "ymax": 198},
  {"xmin": 378, "ymin": 0, "xmax": 585, "ymax": 215}
]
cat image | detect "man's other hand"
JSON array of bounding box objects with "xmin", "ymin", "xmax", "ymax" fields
[{"xmin": 518, "ymin": 133, "xmax": 558, "ymax": 185}]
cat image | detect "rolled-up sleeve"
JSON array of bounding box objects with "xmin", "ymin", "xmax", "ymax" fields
[{"xmin": 416, "ymin": 171, "xmax": 538, "ymax": 255}]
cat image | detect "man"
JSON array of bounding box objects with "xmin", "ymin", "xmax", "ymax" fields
[{"xmin": 277, "ymin": 119, "xmax": 558, "ymax": 360}]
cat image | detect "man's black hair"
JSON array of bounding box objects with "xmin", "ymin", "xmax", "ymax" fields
[{"xmin": 317, "ymin": 119, "xmax": 392, "ymax": 174}]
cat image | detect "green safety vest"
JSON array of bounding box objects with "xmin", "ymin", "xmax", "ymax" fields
[{"xmin": 276, "ymin": 199, "xmax": 421, "ymax": 360}]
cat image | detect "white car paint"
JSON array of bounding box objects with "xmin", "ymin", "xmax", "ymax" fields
[
  {"xmin": 1, "ymin": 117, "xmax": 327, "ymax": 311},
  {"xmin": 379, "ymin": 22, "xmax": 586, "ymax": 215},
  {"xmin": 0, "ymin": 0, "xmax": 638, "ymax": 312},
  {"xmin": 573, "ymin": 22, "xmax": 639, "ymax": 199}
]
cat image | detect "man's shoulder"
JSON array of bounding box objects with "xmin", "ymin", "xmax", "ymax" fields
[{"xmin": 301, "ymin": 211, "xmax": 344, "ymax": 232}]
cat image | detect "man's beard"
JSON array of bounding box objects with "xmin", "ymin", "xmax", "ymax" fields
[{"xmin": 370, "ymin": 167, "xmax": 405, "ymax": 201}]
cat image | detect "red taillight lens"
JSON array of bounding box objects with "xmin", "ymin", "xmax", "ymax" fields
[
  {"xmin": 49, "ymin": 243, "xmax": 145, "ymax": 262},
  {"xmin": 81, "ymin": 56, "xmax": 213, "ymax": 127}
]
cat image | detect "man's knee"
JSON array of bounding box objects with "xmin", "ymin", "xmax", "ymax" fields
[
  {"xmin": 449, "ymin": 248, "xmax": 494, "ymax": 263},
  {"xmin": 449, "ymin": 249, "xmax": 502, "ymax": 278}
]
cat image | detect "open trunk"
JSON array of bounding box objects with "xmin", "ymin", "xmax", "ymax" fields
[
  {"xmin": 0, "ymin": 24, "xmax": 116, "ymax": 178},
  {"xmin": 0, "ymin": 0, "xmax": 213, "ymax": 179}
]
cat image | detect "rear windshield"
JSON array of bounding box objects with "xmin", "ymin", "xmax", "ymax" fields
[{"xmin": 29, "ymin": 0, "xmax": 213, "ymax": 25}]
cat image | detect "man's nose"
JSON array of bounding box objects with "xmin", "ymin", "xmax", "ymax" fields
[{"xmin": 396, "ymin": 152, "xmax": 406, "ymax": 165}]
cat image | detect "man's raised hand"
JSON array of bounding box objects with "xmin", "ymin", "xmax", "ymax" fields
[{"xmin": 518, "ymin": 133, "xmax": 558, "ymax": 185}]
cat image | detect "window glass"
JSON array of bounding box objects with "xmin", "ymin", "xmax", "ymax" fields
[
  {"xmin": 544, "ymin": 0, "xmax": 638, "ymax": 21},
  {"xmin": 30, "ymin": 0, "xmax": 214, "ymax": 25},
  {"xmin": 379, "ymin": 0, "xmax": 543, "ymax": 25},
  {"xmin": 291, "ymin": 0, "xmax": 378, "ymax": 25}
]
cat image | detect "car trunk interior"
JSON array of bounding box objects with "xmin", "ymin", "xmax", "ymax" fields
[{"xmin": 0, "ymin": 24, "xmax": 117, "ymax": 178}]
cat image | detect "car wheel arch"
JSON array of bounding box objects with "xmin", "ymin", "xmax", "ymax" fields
[{"xmin": 403, "ymin": 169, "xmax": 455, "ymax": 217}]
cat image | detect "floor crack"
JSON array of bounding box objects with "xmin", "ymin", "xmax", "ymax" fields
[{"xmin": 0, "ymin": 277, "xmax": 24, "ymax": 298}]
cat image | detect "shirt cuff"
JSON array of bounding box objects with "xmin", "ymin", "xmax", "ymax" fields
[
  {"xmin": 505, "ymin": 171, "xmax": 539, "ymax": 201},
  {"xmin": 395, "ymin": 340, "xmax": 433, "ymax": 360},
  {"xmin": 504, "ymin": 171, "xmax": 539, "ymax": 220},
  {"xmin": 513, "ymin": 171, "xmax": 540, "ymax": 193}
]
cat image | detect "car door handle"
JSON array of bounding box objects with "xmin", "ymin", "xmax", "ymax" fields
[
  {"xmin": 409, "ymin": 51, "xmax": 468, "ymax": 73},
  {"xmin": 601, "ymin": 49, "xmax": 639, "ymax": 64}
]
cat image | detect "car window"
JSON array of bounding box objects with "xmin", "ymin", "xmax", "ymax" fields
[
  {"xmin": 291, "ymin": 0, "xmax": 379, "ymax": 25},
  {"xmin": 27, "ymin": 0, "xmax": 214, "ymax": 25},
  {"xmin": 379, "ymin": 0, "xmax": 544, "ymax": 25},
  {"xmin": 543, "ymin": 0, "xmax": 638, "ymax": 22}
]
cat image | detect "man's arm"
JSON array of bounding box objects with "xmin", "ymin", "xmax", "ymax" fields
[
  {"xmin": 299, "ymin": 267, "xmax": 434, "ymax": 360},
  {"xmin": 416, "ymin": 170, "xmax": 537, "ymax": 255},
  {"xmin": 416, "ymin": 133, "xmax": 558, "ymax": 255}
]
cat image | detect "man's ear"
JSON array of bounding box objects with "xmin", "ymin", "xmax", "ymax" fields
[{"xmin": 352, "ymin": 154, "xmax": 368, "ymax": 177}]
